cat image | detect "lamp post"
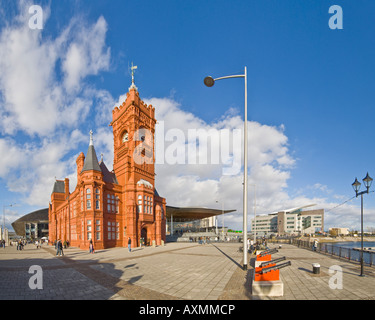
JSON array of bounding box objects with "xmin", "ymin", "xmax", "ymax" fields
[
  {"xmin": 249, "ymin": 184, "xmax": 256, "ymax": 244},
  {"xmin": 204, "ymin": 67, "xmax": 248, "ymax": 270},
  {"xmin": 216, "ymin": 200, "xmax": 225, "ymax": 241},
  {"xmin": 352, "ymin": 172, "xmax": 373, "ymax": 277},
  {"xmin": 2, "ymin": 203, "xmax": 16, "ymax": 246}
]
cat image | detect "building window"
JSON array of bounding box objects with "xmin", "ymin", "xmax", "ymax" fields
[
  {"xmin": 86, "ymin": 188, "xmax": 91, "ymax": 199},
  {"xmin": 96, "ymin": 200, "xmax": 100, "ymax": 210},
  {"xmin": 87, "ymin": 232, "xmax": 92, "ymax": 240},
  {"xmin": 96, "ymin": 232, "xmax": 100, "ymax": 240},
  {"xmin": 111, "ymin": 195, "xmax": 115, "ymax": 213},
  {"xmin": 87, "ymin": 200, "xmax": 91, "ymax": 209},
  {"xmin": 122, "ymin": 131, "xmax": 129, "ymax": 143},
  {"xmin": 115, "ymin": 196, "xmax": 119, "ymax": 213}
]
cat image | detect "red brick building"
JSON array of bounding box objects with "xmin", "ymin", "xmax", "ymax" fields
[{"xmin": 48, "ymin": 77, "xmax": 167, "ymax": 249}]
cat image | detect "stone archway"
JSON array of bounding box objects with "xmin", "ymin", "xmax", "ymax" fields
[{"xmin": 141, "ymin": 227, "xmax": 148, "ymax": 246}]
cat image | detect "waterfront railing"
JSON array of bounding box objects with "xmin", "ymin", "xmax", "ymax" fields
[{"xmin": 290, "ymin": 239, "xmax": 375, "ymax": 268}]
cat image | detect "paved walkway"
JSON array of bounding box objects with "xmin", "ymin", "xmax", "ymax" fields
[{"xmin": 0, "ymin": 242, "xmax": 374, "ymax": 300}]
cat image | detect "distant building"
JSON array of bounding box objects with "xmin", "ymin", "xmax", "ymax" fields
[
  {"xmin": 329, "ymin": 227, "xmax": 349, "ymax": 236},
  {"xmin": 251, "ymin": 205, "xmax": 324, "ymax": 236},
  {"xmin": 11, "ymin": 208, "xmax": 49, "ymax": 240}
]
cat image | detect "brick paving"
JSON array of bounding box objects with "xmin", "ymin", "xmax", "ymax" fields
[{"xmin": 0, "ymin": 241, "xmax": 374, "ymax": 300}]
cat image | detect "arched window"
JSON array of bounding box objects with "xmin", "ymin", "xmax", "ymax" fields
[{"xmin": 122, "ymin": 131, "xmax": 129, "ymax": 143}]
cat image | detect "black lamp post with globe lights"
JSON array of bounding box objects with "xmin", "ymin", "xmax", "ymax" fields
[{"xmin": 352, "ymin": 172, "xmax": 373, "ymax": 277}]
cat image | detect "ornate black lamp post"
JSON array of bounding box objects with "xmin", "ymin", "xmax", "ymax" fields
[{"xmin": 352, "ymin": 172, "xmax": 373, "ymax": 276}]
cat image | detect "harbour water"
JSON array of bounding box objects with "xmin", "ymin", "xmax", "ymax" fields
[{"xmin": 321, "ymin": 241, "xmax": 375, "ymax": 265}]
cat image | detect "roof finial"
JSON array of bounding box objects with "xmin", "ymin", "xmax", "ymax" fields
[
  {"xmin": 100, "ymin": 153, "xmax": 103, "ymax": 162},
  {"xmin": 89, "ymin": 130, "xmax": 93, "ymax": 146},
  {"xmin": 129, "ymin": 62, "xmax": 138, "ymax": 91}
]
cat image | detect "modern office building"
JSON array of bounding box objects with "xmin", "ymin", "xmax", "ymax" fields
[{"xmin": 251, "ymin": 205, "xmax": 324, "ymax": 236}]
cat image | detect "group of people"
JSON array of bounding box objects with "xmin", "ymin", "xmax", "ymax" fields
[
  {"xmin": 16, "ymin": 239, "xmax": 26, "ymax": 250},
  {"xmin": 55, "ymin": 239, "xmax": 64, "ymax": 256},
  {"xmin": 247, "ymin": 238, "xmax": 269, "ymax": 254}
]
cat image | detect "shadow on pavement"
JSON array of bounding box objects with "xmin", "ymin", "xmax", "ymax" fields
[{"xmin": 0, "ymin": 245, "xmax": 176, "ymax": 300}]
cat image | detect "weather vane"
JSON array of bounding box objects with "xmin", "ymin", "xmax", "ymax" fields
[{"xmin": 129, "ymin": 62, "xmax": 138, "ymax": 90}]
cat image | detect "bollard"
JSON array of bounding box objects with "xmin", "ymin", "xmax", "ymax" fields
[{"xmin": 312, "ymin": 263, "xmax": 320, "ymax": 274}]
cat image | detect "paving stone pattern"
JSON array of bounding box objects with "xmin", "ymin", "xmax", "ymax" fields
[{"xmin": 0, "ymin": 242, "xmax": 374, "ymax": 300}]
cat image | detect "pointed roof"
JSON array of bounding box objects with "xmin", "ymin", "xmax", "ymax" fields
[
  {"xmin": 99, "ymin": 159, "xmax": 118, "ymax": 184},
  {"xmin": 82, "ymin": 130, "xmax": 102, "ymax": 173},
  {"xmin": 51, "ymin": 180, "xmax": 65, "ymax": 194}
]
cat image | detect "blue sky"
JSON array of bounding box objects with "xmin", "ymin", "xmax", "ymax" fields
[{"xmin": 1, "ymin": 0, "xmax": 375, "ymax": 232}]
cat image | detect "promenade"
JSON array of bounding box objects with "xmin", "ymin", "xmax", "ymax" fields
[{"xmin": 0, "ymin": 241, "xmax": 374, "ymax": 300}]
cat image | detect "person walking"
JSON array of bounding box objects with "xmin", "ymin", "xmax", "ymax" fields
[
  {"xmin": 56, "ymin": 239, "xmax": 64, "ymax": 256},
  {"xmin": 56, "ymin": 239, "xmax": 60, "ymax": 256},
  {"xmin": 89, "ymin": 239, "xmax": 94, "ymax": 254},
  {"xmin": 59, "ymin": 240, "xmax": 64, "ymax": 256},
  {"xmin": 128, "ymin": 237, "xmax": 131, "ymax": 252}
]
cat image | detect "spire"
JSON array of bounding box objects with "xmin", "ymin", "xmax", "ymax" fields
[
  {"xmin": 89, "ymin": 130, "xmax": 94, "ymax": 146},
  {"xmin": 82, "ymin": 130, "xmax": 102, "ymax": 173},
  {"xmin": 129, "ymin": 62, "xmax": 138, "ymax": 91}
]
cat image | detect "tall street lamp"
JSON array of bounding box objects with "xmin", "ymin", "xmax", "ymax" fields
[
  {"xmin": 3, "ymin": 203, "xmax": 16, "ymax": 245},
  {"xmin": 204, "ymin": 67, "xmax": 248, "ymax": 270},
  {"xmin": 352, "ymin": 172, "xmax": 373, "ymax": 276},
  {"xmin": 216, "ymin": 200, "xmax": 225, "ymax": 240}
]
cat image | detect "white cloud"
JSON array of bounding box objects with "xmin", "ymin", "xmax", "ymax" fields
[
  {"xmin": 62, "ymin": 16, "xmax": 110, "ymax": 92},
  {"xmin": 0, "ymin": 6, "xmax": 110, "ymax": 137},
  {"xmin": 0, "ymin": 3, "xmax": 113, "ymax": 209}
]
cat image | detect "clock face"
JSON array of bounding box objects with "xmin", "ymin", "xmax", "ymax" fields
[{"xmin": 122, "ymin": 132, "xmax": 129, "ymax": 143}]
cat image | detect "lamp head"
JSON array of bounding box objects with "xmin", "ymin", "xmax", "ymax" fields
[
  {"xmin": 363, "ymin": 172, "xmax": 373, "ymax": 190},
  {"xmin": 204, "ymin": 76, "xmax": 215, "ymax": 87},
  {"xmin": 352, "ymin": 178, "xmax": 361, "ymax": 194}
]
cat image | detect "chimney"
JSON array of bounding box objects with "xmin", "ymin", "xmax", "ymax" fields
[
  {"xmin": 64, "ymin": 178, "xmax": 70, "ymax": 199},
  {"xmin": 76, "ymin": 152, "xmax": 85, "ymax": 180}
]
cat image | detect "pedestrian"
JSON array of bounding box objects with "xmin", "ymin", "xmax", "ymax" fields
[
  {"xmin": 128, "ymin": 237, "xmax": 131, "ymax": 252},
  {"xmin": 89, "ymin": 239, "xmax": 94, "ymax": 254},
  {"xmin": 250, "ymin": 239, "xmax": 254, "ymax": 253},
  {"xmin": 313, "ymin": 239, "xmax": 318, "ymax": 251},
  {"xmin": 56, "ymin": 239, "xmax": 60, "ymax": 256},
  {"xmin": 59, "ymin": 240, "xmax": 64, "ymax": 256},
  {"xmin": 56, "ymin": 239, "xmax": 64, "ymax": 256}
]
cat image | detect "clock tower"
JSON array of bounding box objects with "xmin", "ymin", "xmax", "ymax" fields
[{"xmin": 110, "ymin": 65, "xmax": 165, "ymax": 247}]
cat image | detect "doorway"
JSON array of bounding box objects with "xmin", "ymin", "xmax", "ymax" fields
[{"xmin": 141, "ymin": 228, "xmax": 147, "ymax": 246}]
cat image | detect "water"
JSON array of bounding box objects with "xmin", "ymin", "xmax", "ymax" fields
[
  {"xmin": 331, "ymin": 241, "xmax": 375, "ymax": 249},
  {"xmin": 321, "ymin": 241, "xmax": 375, "ymax": 265}
]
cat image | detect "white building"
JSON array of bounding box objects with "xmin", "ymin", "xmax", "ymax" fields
[
  {"xmin": 329, "ymin": 227, "xmax": 349, "ymax": 236},
  {"xmin": 0, "ymin": 226, "xmax": 9, "ymax": 245},
  {"xmin": 251, "ymin": 205, "xmax": 324, "ymax": 236}
]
